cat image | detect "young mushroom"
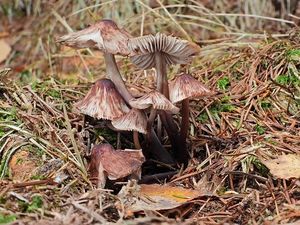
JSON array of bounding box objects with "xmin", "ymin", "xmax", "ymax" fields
[
  {"xmin": 129, "ymin": 90, "xmax": 179, "ymax": 140},
  {"xmin": 169, "ymin": 74, "xmax": 214, "ymax": 164},
  {"xmin": 112, "ymin": 108, "xmax": 147, "ymax": 149},
  {"xmin": 89, "ymin": 144, "xmax": 145, "ymax": 188},
  {"xmin": 57, "ymin": 19, "xmax": 133, "ymax": 103},
  {"xmin": 129, "ymin": 91, "xmax": 179, "ymax": 114},
  {"xmin": 75, "ymin": 78, "xmax": 129, "ymax": 120}
]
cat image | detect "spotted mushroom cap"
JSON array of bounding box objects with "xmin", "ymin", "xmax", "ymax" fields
[
  {"xmin": 75, "ymin": 79, "xmax": 129, "ymax": 120},
  {"xmin": 129, "ymin": 91, "xmax": 179, "ymax": 114},
  {"xmin": 89, "ymin": 144, "xmax": 145, "ymax": 184},
  {"xmin": 111, "ymin": 108, "xmax": 147, "ymax": 134},
  {"xmin": 169, "ymin": 74, "xmax": 214, "ymax": 103},
  {"xmin": 128, "ymin": 33, "xmax": 200, "ymax": 69},
  {"xmin": 56, "ymin": 19, "xmax": 132, "ymax": 56}
]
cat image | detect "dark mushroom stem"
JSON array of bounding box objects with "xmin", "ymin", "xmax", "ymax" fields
[
  {"xmin": 178, "ymin": 99, "xmax": 190, "ymax": 165},
  {"xmin": 180, "ymin": 99, "xmax": 190, "ymax": 141},
  {"xmin": 155, "ymin": 53, "xmax": 169, "ymax": 98},
  {"xmin": 104, "ymin": 52, "xmax": 174, "ymax": 164},
  {"xmin": 133, "ymin": 131, "xmax": 141, "ymax": 149},
  {"xmin": 154, "ymin": 53, "xmax": 189, "ymax": 166}
]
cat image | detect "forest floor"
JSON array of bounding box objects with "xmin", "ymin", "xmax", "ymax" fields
[{"xmin": 0, "ymin": 1, "xmax": 300, "ymax": 224}]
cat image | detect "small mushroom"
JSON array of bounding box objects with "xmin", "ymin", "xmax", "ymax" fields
[
  {"xmin": 169, "ymin": 73, "xmax": 213, "ymax": 104},
  {"xmin": 169, "ymin": 74, "xmax": 214, "ymax": 164},
  {"xmin": 112, "ymin": 108, "xmax": 147, "ymax": 149},
  {"xmin": 129, "ymin": 91, "xmax": 179, "ymax": 114},
  {"xmin": 112, "ymin": 108, "xmax": 147, "ymax": 134},
  {"xmin": 57, "ymin": 19, "xmax": 133, "ymax": 103},
  {"xmin": 75, "ymin": 78, "xmax": 129, "ymax": 120},
  {"xmin": 89, "ymin": 144, "xmax": 145, "ymax": 188},
  {"xmin": 129, "ymin": 33, "xmax": 200, "ymax": 98}
]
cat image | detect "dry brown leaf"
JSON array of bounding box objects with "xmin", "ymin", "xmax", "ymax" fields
[
  {"xmin": 9, "ymin": 150, "xmax": 37, "ymax": 181},
  {"xmin": 263, "ymin": 154, "xmax": 300, "ymax": 179},
  {"xmin": 0, "ymin": 39, "xmax": 11, "ymax": 63},
  {"xmin": 119, "ymin": 183, "xmax": 202, "ymax": 212}
]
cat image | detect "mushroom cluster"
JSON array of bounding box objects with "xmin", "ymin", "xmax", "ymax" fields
[{"xmin": 57, "ymin": 19, "xmax": 214, "ymax": 186}]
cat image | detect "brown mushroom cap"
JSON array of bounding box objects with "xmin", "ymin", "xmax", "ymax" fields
[
  {"xmin": 169, "ymin": 74, "xmax": 214, "ymax": 103},
  {"xmin": 56, "ymin": 19, "xmax": 132, "ymax": 56},
  {"xmin": 111, "ymin": 108, "xmax": 147, "ymax": 134},
  {"xmin": 75, "ymin": 79, "xmax": 129, "ymax": 120},
  {"xmin": 129, "ymin": 91, "xmax": 179, "ymax": 113},
  {"xmin": 89, "ymin": 144, "xmax": 145, "ymax": 186},
  {"xmin": 128, "ymin": 33, "xmax": 200, "ymax": 69}
]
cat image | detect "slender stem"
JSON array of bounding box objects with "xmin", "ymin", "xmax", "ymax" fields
[
  {"xmin": 155, "ymin": 53, "xmax": 188, "ymax": 165},
  {"xmin": 148, "ymin": 128, "xmax": 175, "ymax": 164},
  {"xmin": 155, "ymin": 53, "xmax": 166, "ymax": 95},
  {"xmin": 103, "ymin": 53, "xmax": 132, "ymax": 104},
  {"xmin": 133, "ymin": 131, "xmax": 141, "ymax": 149},
  {"xmin": 157, "ymin": 115, "xmax": 162, "ymax": 140},
  {"xmin": 177, "ymin": 99, "xmax": 190, "ymax": 166},
  {"xmin": 117, "ymin": 132, "xmax": 121, "ymax": 149},
  {"xmin": 180, "ymin": 99, "xmax": 190, "ymax": 141},
  {"xmin": 147, "ymin": 109, "xmax": 157, "ymax": 138}
]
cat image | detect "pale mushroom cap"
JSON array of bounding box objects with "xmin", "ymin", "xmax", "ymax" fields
[
  {"xmin": 129, "ymin": 91, "xmax": 179, "ymax": 114},
  {"xmin": 111, "ymin": 108, "xmax": 147, "ymax": 134},
  {"xmin": 75, "ymin": 79, "xmax": 130, "ymax": 120},
  {"xmin": 169, "ymin": 74, "xmax": 214, "ymax": 103},
  {"xmin": 57, "ymin": 19, "xmax": 132, "ymax": 56},
  {"xmin": 129, "ymin": 33, "xmax": 200, "ymax": 69},
  {"xmin": 89, "ymin": 144, "xmax": 145, "ymax": 181}
]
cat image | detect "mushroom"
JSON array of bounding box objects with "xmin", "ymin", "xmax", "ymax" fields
[
  {"xmin": 129, "ymin": 33, "xmax": 200, "ymax": 98},
  {"xmin": 128, "ymin": 33, "xmax": 200, "ymax": 165},
  {"xmin": 75, "ymin": 78, "xmax": 129, "ymax": 120},
  {"xmin": 169, "ymin": 74, "xmax": 214, "ymax": 164},
  {"xmin": 57, "ymin": 21, "xmax": 174, "ymax": 165},
  {"xmin": 129, "ymin": 91, "xmax": 179, "ymax": 114},
  {"xmin": 129, "ymin": 90, "xmax": 179, "ymax": 140},
  {"xmin": 88, "ymin": 144, "xmax": 145, "ymax": 188},
  {"xmin": 112, "ymin": 108, "xmax": 147, "ymax": 149},
  {"xmin": 57, "ymin": 19, "xmax": 133, "ymax": 103}
]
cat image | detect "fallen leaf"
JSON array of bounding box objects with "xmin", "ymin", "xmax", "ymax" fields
[
  {"xmin": 9, "ymin": 150, "xmax": 37, "ymax": 181},
  {"xmin": 263, "ymin": 154, "xmax": 300, "ymax": 179},
  {"xmin": 118, "ymin": 182, "xmax": 203, "ymax": 212},
  {"xmin": 0, "ymin": 40, "xmax": 11, "ymax": 63}
]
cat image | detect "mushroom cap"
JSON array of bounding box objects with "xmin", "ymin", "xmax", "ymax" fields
[
  {"xmin": 111, "ymin": 108, "xmax": 147, "ymax": 134},
  {"xmin": 75, "ymin": 79, "xmax": 130, "ymax": 120},
  {"xmin": 56, "ymin": 19, "xmax": 132, "ymax": 56},
  {"xmin": 129, "ymin": 91, "xmax": 179, "ymax": 113},
  {"xmin": 169, "ymin": 74, "xmax": 214, "ymax": 103},
  {"xmin": 128, "ymin": 33, "xmax": 200, "ymax": 69},
  {"xmin": 89, "ymin": 144, "xmax": 145, "ymax": 181}
]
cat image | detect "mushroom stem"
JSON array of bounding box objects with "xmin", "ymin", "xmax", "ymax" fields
[
  {"xmin": 155, "ymin": 53, "xmax": 186, "ymax": 164},
  {"xmin": 155, "ymin": 52, "xmax": 169, "ymax": 98},
  {"xmin": 103, "ymin": 53, "xmax": 132, "ymax": 104},
  {"xmin": 180, "ymin": 98, "xmax": 190, "ymax": 141},
  {"xmin": 133, "ymin": 131, "xmax": 141, "ymax": 149},
  {"xmin": 147, "ymin": 109, "xmax": 157, "ymax": 137},
  {"xmin": 177, "ymin": 98, "xmax": 190, "ymax": 166},
  {"xmin": 148, "ymin": 129, "xmax": 175, "ymax": 164}
]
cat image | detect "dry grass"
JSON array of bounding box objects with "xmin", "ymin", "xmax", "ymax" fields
[{"xmin": 1, "ymin": 0, "xmax": 300, "ymax": 224}]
